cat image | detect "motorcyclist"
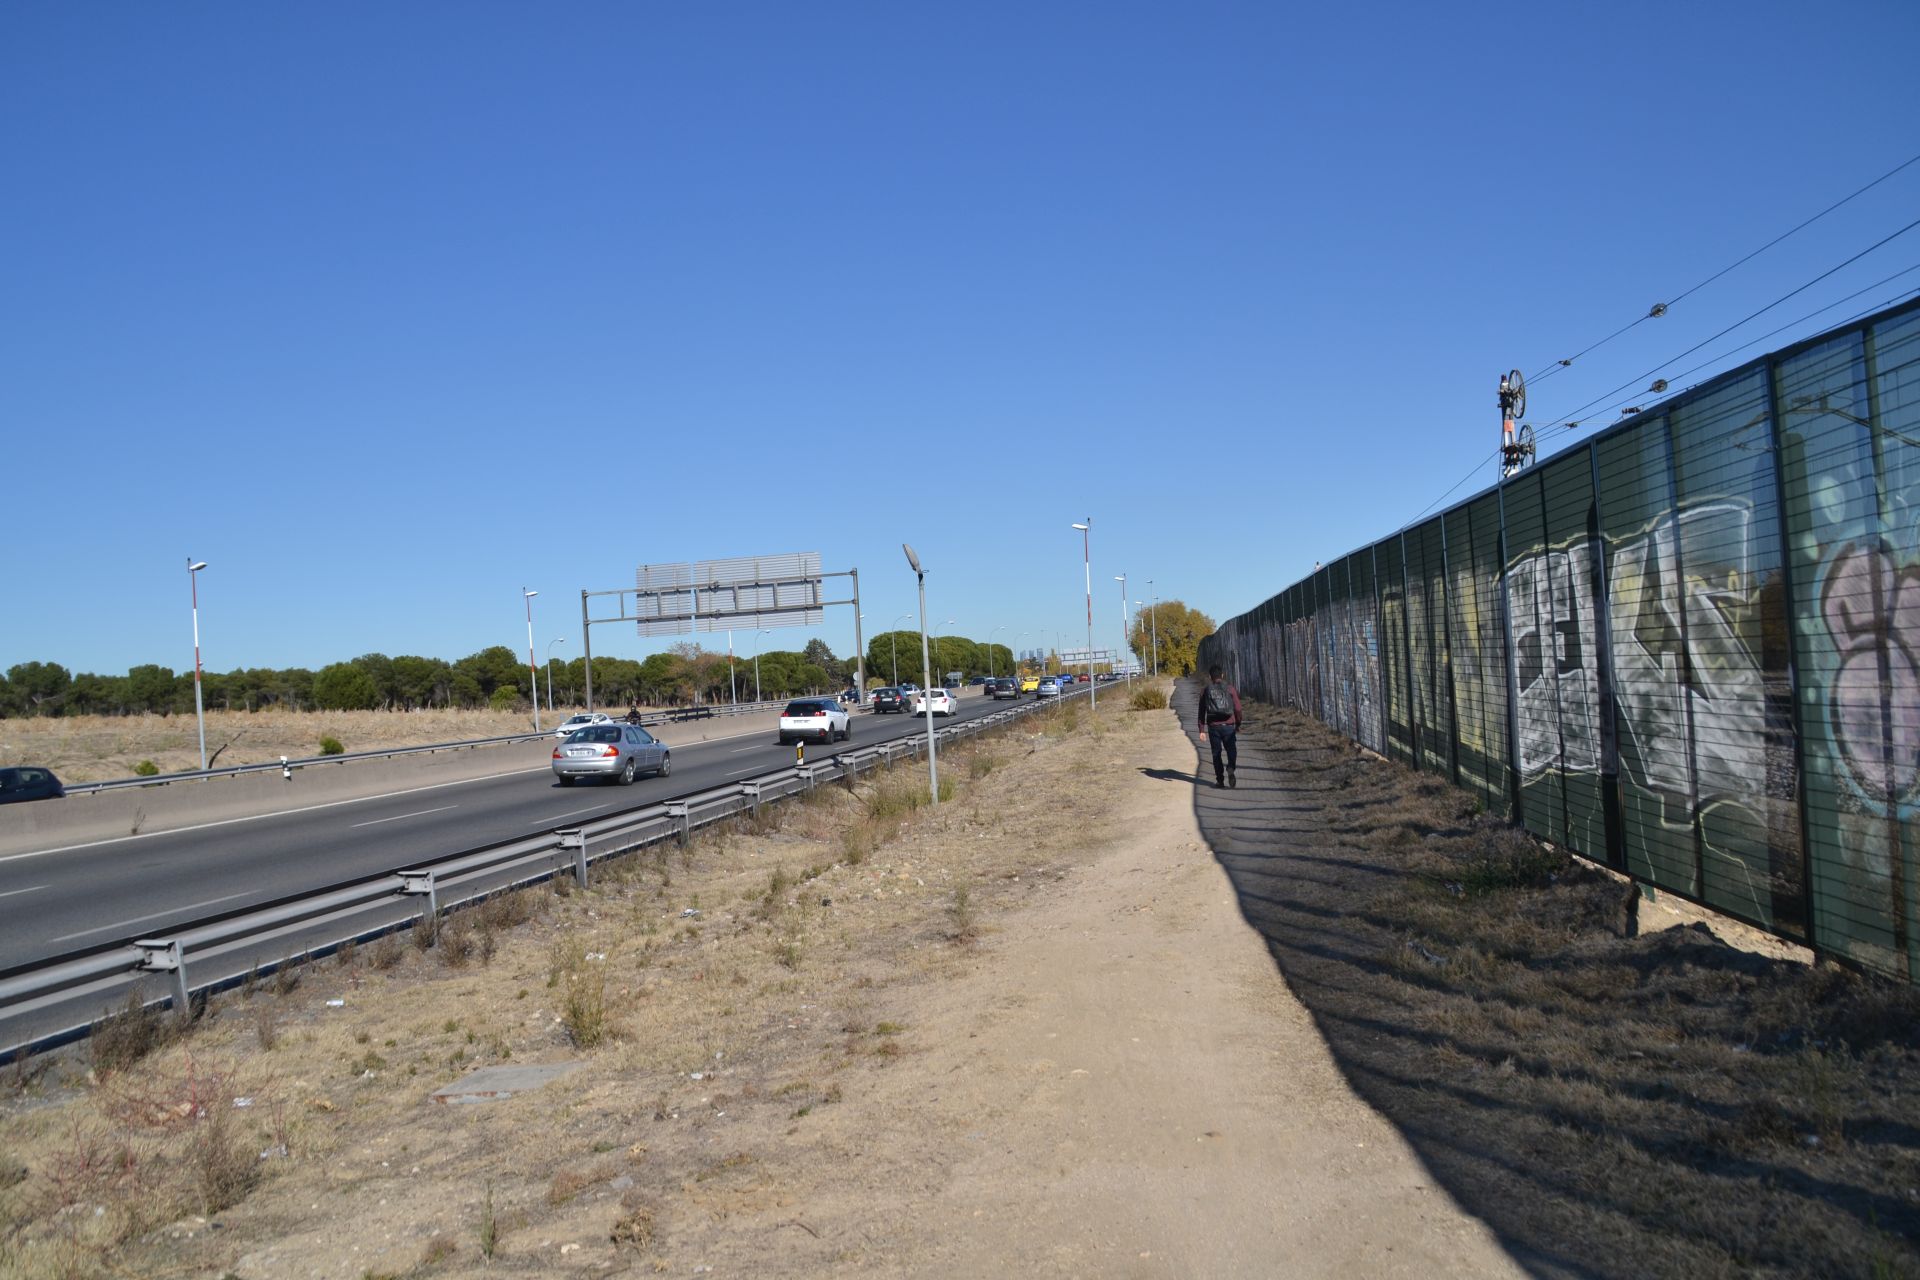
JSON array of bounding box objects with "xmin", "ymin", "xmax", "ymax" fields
[{"xmin": 625, "ymin": 702, "xmax": 642, "ymax": 725}]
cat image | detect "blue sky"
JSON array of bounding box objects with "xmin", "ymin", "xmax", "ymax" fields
[{"xmin": 5, "ymin": 1, "xmax": 1918, "ymax": 679}]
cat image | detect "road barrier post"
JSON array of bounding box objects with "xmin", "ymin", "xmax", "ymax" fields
[
  {"xmin": 741, "ymin": 781, "xmax": 763, "ymax": 820},
  {"xmin": 400, "ymin": 871, "xmax": 439, "ymax": 941},
  {"xmin": 134, "ymin": 939, "xmax": 192, "ymax": 1022},
  {"xmin": 559, "ymin": 829, "xmax": 588, "ymax": 889},
  {"xmin": 666, "ymin": 801, "xmax": 692, "ymax": 848}
]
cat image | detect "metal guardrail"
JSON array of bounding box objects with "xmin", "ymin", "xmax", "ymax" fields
[
  {"xmin": 59, "ymin": 699, "xmax": 797, "ymax": 795},
  {"xmin": 0, "ymin": 692, "xmax": 1068, "ymax": 1055}
]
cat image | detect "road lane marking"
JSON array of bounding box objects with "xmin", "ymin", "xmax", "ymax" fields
[
  {"xmin": 725, "ymin": 766, "xmax": 764, "ymax": 777},
  {"xmin": 0, "ymin": 884, "xmax": 47, "ymax": 900},
  {"xmin": 729, "ymin": 745, "xmax": 764, "ymax": 753},
  {"xmin": 537, "ymin": 804, "xmax": 612, "ymax": 825},
  {"xmin": 350, "ymin": 805, "xmax": 458, "ymax": 828},
  {"xmin": 51, "ymin": 891, "xmax": 252, "ymax": 942}
]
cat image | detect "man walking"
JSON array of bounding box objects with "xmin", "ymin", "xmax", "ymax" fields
[{"xmin": 1197, "ymin": 664, "xmax": 1243, "ymax": 789}]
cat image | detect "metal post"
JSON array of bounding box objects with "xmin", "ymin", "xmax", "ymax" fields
[
  {"xmin": 581, "ymin": 590, "xmax": 595, "ymax": 711},
  {"xmin": 1149, "ymin": 581, "xmax": 1159, "ymax": 677},
  {"xmin": 851, "ymin": 569, "xmax": 866, "ymax": 701},
  {"xmin": 560, "ymin": 829, "xmax": 588, "ymax": 888},
  {"xmin": 546, "ymin": 638, "xmax": 565, "ymax": 712},
  {"xmin": 1115, "ymin": 573, "xmax": 1129, "ymax": 686},
  {"xmin": 1071, "ymin": 521, "xmax": 1096, "ymax": 707},
  {"xmin": 188, "ymin": 559, "xmax": 208, "ymax": 771},
  {"xmin": 989, "ymin": 624, "xmax": 1006, "ymax": 679},
  {"xmin": 523, "ymin": 588, "xmax": 542, "ymax": 733},
  {"xmin": 728, "ymin": 631, "xmax": 737, "ymax": 704},
  {"xmin": 903, "ymin": 544, "xmax": 939, "ymax": 805},
  {"xmin": 136, "ymin": 938, "xmax": 192, "ymax": 1022}
]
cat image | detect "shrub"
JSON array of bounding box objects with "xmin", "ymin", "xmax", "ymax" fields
[
  {"xmin": 133, "ymin": 760, "xmax": 160, "ymax": 777},
  {"xmin": 561, "ymin": 968, "xmax": 609, "ymax": 1048},
  {"xmin": 91, "ymin": 988, "xmax": 175, "ymax": 1073},
  {"xmin": 317, "ymin": 735, "xmax": 344, "ymax": 756},
  {"xmin": 1129, "ymin": 685, "xmax": 1169, "ymax": 710},
  {"xmin": 488, "ymin": 686, "xmax": 521, "ymax": 713}
]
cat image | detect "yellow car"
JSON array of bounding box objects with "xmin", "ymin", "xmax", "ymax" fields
[{"xmin": 1019, "ymin": 675, "xmax": 1041, "ymax": 693}]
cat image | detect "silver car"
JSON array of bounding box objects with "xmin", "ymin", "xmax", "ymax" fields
[{"xmin": 551, "ymin": 724, "xmax": 671, "ymax": 786}]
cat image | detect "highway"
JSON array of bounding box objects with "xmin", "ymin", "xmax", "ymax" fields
[{"xmin": 0, "ymin": 687, "xmax": 1084, "ymax": 972}]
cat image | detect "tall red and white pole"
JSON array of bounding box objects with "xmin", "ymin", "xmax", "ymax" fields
[{"xmin": 189, "ymin": 558, "xmax": 208, "ymax": 771}]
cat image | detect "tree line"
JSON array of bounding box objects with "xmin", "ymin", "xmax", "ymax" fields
[
  {"xmin": 0, "ymin": 638, "xmax": 855, "ymax": 717},
  {"xmin": 2, "ymin": 605, "xmax": 1210, "ymax": 719}
]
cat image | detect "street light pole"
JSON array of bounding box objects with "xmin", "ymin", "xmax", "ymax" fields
[
  {"xmin": 546, "ymin": 638, "xmax": 566, "ymax": 712},
  {"xmin": 187, "ymin": 559, "xmax": 208, "ymax": 771},
  {"xmin": 988, "ymin": 625, "xmax": 1007, "ymax": 678},
  {"xmin": 1148, "ymin": 581, "xmax": 1160, "ymax": 677},
  {"xmin": 1114, "ymin": 573, "xmax": 1129, "ymax": 687},
  {"xmin": 902, "ymin": 544, "xmax": 938, "ymax": 806},
  {"xmin": 1072, "ymin": 520, "xmax": 1095, "ymax": 709},
  {"xmin": 754, "ymin": 629, "xmax": 772, "ymax": 701},
  {"xmin": 523, "ymin": 588, "xmax": 542, "ymax": 733}
]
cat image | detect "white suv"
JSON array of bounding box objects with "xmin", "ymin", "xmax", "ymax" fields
[
  {"xmin": 912, "ymin": 688, "xmax": 955, "ymax": 716},
  {"xmin": 779, "ymin": 698, "xmax": 851, "ymax": 744}
]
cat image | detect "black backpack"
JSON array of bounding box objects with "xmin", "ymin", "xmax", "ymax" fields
[{"xmin": 1203, "ymin": 682, "xmax": 1234, "ymax": 721}]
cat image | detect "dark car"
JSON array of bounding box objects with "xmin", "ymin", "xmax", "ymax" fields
[
  {"xmin": 0, "ymin": 766, "xmax": 65, "ymax": 804},
  {"xmin": 870, "ymin": 686, "xmax": 907, "ymax": 713},
  {"xmin": 990, "ymin": 677, "xmax": 1019, "ymax": 700}
]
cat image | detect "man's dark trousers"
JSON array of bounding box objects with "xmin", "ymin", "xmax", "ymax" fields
[{"xmin": 1207, "ymin": 721, "xmax": 1238, "ymax": 785}]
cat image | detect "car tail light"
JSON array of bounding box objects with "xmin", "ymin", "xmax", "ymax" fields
[
  {"xmin": 552, "ymin": 748, "xmax": 563, "ymax": 759},
  {"xmin": 601, "ymin": 745, "xmax": 620, "ymax": 757}
]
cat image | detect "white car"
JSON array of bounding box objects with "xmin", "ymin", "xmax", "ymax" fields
[
  {"xmin": 1035, "ymin": 679, "xmax": 1061, "ymax": 699},
  {"xmin": 911, "ymin": 688, "xmax": 955, "ymax": 716},
  {"xmin": 553, "ymin": 712, "xmax": 615, "ymax": 739},
  {"xmin": 779, "ymin": 698, "xmax": 851, "ymax": 744}
]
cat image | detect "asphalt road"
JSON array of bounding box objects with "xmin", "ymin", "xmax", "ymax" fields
[{"xmin": 0, "ymin": 686, "xmax": 1094, "ymax": 971}]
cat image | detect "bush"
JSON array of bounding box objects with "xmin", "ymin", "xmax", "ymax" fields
[
  {"xmin": 133, "ymin": 760, "xmax": 160, "ymax": 776},
  {"xmin": 489, "ymin": 686, "xmax": 522, "ymax": 713},
  {"xmin": 1129, "ymin": 685, "xmax": 1169, "ymax": 710},
  {"xmin": 317, "ymin": 735, "xmax": 344, "ymax": 756}
]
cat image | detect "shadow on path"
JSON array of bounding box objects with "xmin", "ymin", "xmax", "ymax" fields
[{"xmin": 1171, "ymin": 679, "xmax": 1920, "ymax": 1280}]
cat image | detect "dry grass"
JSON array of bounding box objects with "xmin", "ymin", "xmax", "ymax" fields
[
  {"xmin": 1205, "ymin": 699, "xmax": 1920, "ymax": 1280},
  {"xmin": 0, "ymin": 706, "xmax": 589, "ymax": 784},
  {"xmin": 0, "ymin": 695, "xmax": 1123, "ymax": 1278}
]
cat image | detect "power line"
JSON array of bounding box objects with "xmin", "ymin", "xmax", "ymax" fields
[
  {"xmin": 1401, "ymin": 270, "xmax": 1920, "ymax": 528},
  {"xmin": 1530, "ymin": 216, "xmax": 1920, "ymax": 434},
  {"xmin": 1525, "ymin": 149, "xmax": 1920, "ymax": 387}
]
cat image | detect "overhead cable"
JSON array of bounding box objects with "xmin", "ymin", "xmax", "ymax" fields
[{"xmin": 1525, "ymin": 149, "xmax": 1920, "ymax": 387}]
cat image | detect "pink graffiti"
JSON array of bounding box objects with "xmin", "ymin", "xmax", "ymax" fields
[{"xmin": 1820, "ymin": 540, "xmax": 1920, "ymax": 809}]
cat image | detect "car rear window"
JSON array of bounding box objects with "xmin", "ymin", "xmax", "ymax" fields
[
  {"xmin": 576, "ymin": 727, "xmax": 621, "ymax": 743},
  {"xmin": 784, "ymin": 701, "xmax": 825, "ymax": 715}
]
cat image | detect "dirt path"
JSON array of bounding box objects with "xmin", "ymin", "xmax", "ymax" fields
[{"xmin": 842, "ymin": 702, "xmax": 1524, "ymax": 1277}]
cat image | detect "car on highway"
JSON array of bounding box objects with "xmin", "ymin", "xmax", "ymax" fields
[
  {"xmin": 779, "ymin": 697, "xmax": 851, "ymax": 744},
  {"xmin": 0, "ymin": 766, "xmax": 65, "ymax": 804},
  {"xmin": 551, "ymin": 724, "xmax": 670, "ymax": 786},
  {"xmin": 554, "ymin": 711, "xmax": 616, "ymax": 739},
  {"xmin": 870, "ymin": 686, "xmax": 908, "ymax": 714},
  {"xmin": 967, "ymin": 676, "xmax": 987, "ymax": 687},
  {"xmin": 1036, "ymin": 678, "xmax": 1060, "ymax": 699},
  {"xmin": 1057, "ymin": 674, "xmax": 1074, "ymax": 685},
  {"xmin": 1019, "ymin": 675, "xmax": 1041, "ymax": 693},
  {"xmin": 911, "ymin": 687, "xmax": 956, "ymax": 716},
  {"xmin": 990, "ymin": 677, "xmax": 1019, "ymax": 700}
]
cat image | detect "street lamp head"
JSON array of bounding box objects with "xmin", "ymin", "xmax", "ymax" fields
[
  {"xmin": 1113, "ymin": 574, "xmax": 1124, "ymax": 582},
  {"xmin": 524, "ymin": 588, "xmax": 539, "ymax": 599},
  {"xmin": 902, "ymin": 543, "xmax": 922, "ymax": 574},
  {"xmin": 1071, "ymin": 523, "xmax": 1088, "ymax": 531},
  {"xmin": 188, "ymin": 560, "xmax": 207, "ymax": 572}
]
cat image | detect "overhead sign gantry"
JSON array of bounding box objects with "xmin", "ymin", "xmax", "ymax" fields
[{"xmin": 578, "ymin": 552, "xmax": 865, "ymax": 709}]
